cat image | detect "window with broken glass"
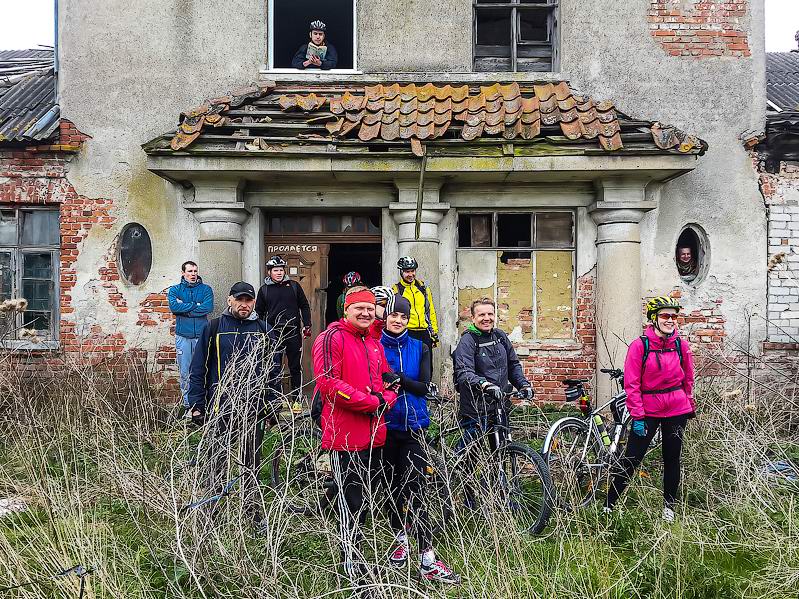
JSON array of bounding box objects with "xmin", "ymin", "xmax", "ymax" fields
[
  {"xmin": 457, "ymin": 211, "xmax": 575, "ymax": 340},
  {"xmin": 473, "ymin": 0, "xmax": 559, "ymax": 72},
  {"xmin": 0, "ymin": 208, "xmax": 59, "ymax": 345}
]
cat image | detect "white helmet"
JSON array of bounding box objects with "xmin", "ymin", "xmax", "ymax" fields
[{"xmin": 371, "ymin": 285, "xmax": 393, "ymax": 306}]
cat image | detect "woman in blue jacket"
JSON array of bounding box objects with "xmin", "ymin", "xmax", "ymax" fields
[{"xmin": 380, "ymin": 294, "xmax": 459, "ymax": 584}]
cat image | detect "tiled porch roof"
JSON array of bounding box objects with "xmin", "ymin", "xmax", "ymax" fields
[{"xmin": 143, "ymin": 80, "xmax": 706, "ymax": 158}]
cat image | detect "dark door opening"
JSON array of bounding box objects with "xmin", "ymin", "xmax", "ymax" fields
[
  {"xmin": 325, "ymin": 243, "xmax": 382, "ymax": 326},
  {"xmin": 273, "ymin": 0, "xmax": 354, "ymax": 69}
]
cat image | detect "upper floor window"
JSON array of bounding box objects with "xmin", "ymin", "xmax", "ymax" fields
[
  {"xmin": 473, "ymin": 0, "xmax": 559, "ymax": 72},
  {"xmin": 0, "ymin": 208, "xmax": 59, "ymax": 346},
  {"xmin": 269, "ymin": 0, "xmax": 356, "ymax": 70}
]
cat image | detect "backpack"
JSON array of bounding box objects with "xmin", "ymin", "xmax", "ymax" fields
[{"xmin": 639, "ymin": 334, "xmax": 683, "ymax": 373}]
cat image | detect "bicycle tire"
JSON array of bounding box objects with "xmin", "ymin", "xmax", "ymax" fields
[
  {"xmin": 270, "ymin": 426, "xmax": 330, "ymax": 516},
  {"xmin": 501, "ymin": 443, "xmax": 553, "ymax": 535},
  {"xmin": 544, "ymin": 418, "xmax": 602, "ymax": 511}
]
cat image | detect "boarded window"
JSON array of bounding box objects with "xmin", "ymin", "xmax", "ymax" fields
[
  {"xmin": 457, "ymin": 210, "xmax": 575, "ymax": 340},
  {"xmin": 119, "ymin": 223, "xmax": 152, "ymax": 285}
]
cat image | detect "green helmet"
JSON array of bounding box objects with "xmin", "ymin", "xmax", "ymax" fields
[{"xmin": 646, "ymin": 296, "xmax": 681, "ymax": 322}]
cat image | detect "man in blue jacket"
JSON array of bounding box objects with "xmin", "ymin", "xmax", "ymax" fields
[
  {"xmin": 187, "ymin": 282, "xmax": 283, "ymax": 524},
  {"xmin": 168, "ymin": 261, "xmax": 213, "ymax": 409}
]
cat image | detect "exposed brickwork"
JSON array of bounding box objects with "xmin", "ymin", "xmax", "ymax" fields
[
  {"xmin": 755, "ymin": 159, "xmax": 799, "ymax": 343},
  {"xmin": 520, "ymin": 274, "xmax": 596, "ymax": 404},
  {"xmin": 648, "ymin": 0, "xmax": 751, "ymax": 58},
  {"xmin": 137, "ymin": 291, "xmax": 175, "ymax": 332}
]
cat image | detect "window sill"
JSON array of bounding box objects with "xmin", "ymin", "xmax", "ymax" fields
[
  {"xmin": 514, "ymin": 340, "xmax": 584, "ymax": 354},
  {"xmin": 0, "ymin": 339, "xmax": 59, "ymax": 351},
  {"xmin": 259, "ymin": 69, "xmax": 565, "ymax": 83}
]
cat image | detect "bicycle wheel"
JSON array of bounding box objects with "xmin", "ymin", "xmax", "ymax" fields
[
  {"xmin": 544, "ymin": 418, "xmax": 602, "ymax": 511},
  {"xmin": 425, "ymin": 452, "xmax": 458, "ymax": 535},
  {"xmin": 496, "ymin": 443, "xmax": 553, "ymax": 534},
  {"xmin": 270, "ymin": 426, "xmax": 331, "ymax": 516}
]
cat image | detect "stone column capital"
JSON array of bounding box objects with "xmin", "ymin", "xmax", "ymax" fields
[
  {"xmin": 389, "ymin": 202, "xmax": 450, "ymax": 243},
  {"xmin": 186, "ymin": 204, "xmax": 250, "ymax": 244}
]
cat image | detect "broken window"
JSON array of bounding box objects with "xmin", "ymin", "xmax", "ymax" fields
[
  {"xmin": 473, "ymin": 0, "xmax": 559, "ymax": 72},
  {"xmin": 0, "ymin": 208, "xmax": 59, "ymax": 345},
  {"xmin": 457, "ymin": 210, "xmax": 575, "ymax": 340},
  {"xmin": 269, "ymin": 0, "xmax": 355, "ymax": 70},
  {"xmin": 119, "ymin": 223, "xmax": 152, "ymax": 285}
]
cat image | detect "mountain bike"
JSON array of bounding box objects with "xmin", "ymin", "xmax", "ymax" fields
[
  {"xmin": 425, "ymin": 390, "xmax": 554, "ymax": 535},
  {"xmin": 542, "ymin": 368, "xmax": 632, "ymax": 510}
]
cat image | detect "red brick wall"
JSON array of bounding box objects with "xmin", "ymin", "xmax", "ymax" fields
[{"xmin": 649, "ymin": 0, "xmax": 751, "ymax": 58}]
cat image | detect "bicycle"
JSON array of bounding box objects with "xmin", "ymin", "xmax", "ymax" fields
[
  {"xmin": 542, "ymin": 368, "xmax": 632, "ymax": 511},
  {"xmin": 425, "ymin": 389, "xmax": 554, "ymax": 535}
]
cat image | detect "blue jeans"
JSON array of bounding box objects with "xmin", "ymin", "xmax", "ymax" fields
[{"xmin": 175, "ymin": 335, "xmax": 199, "ymax": 407}]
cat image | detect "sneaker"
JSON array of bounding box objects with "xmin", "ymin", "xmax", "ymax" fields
[
  {"xmin": 389, "ymin": 543, "xmax": 408, "ymax": 567},
  {"xmin": 662, "ymin": 506, "xmax": 675, "ymax": 523},
  {"xmin": 419, "ymin": 560, "xmax": 461, "ymax": 584}
]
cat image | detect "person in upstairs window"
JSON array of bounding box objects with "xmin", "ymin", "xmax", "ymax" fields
[{"xmin": 291, "ymin": 20, "xmax": 338, "ymax": 70}]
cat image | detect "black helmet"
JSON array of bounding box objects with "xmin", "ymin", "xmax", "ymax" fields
[
  {"xmin": 397, "ymin": 256, "xmax": 418, "ymax": 271},
  {"xmin": 310, "ymin": 20, "xmax": 326, "ymax": 32},
  {"xmin": 266, "ymin": 255, "xmax": 288, "ymax": 269}
]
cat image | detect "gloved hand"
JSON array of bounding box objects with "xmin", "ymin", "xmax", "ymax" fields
[
  {"xmin": 369, "ymin": 390, "xmax": 387, "ymax": 416},
  {"xmin": 430, "ymin": 332, "xmax": 440, "ymax": 348},
  {"xmin": 426, "ymin": 381, "xmax": 439, "ymax": 398},
  {"xmin": 518, "ymin": 386, "xmax": 535, "ymax": 401},
  {"xmin": 190, "ymin": 405, "xmax": 206, "ymax": 426},
  {"xmin": 302, "ymin": 326, "xmax": 312, "ymax": 339},
  {"xmin": 479, "ymin": 380, "xmax": 504, "ymax": 402},
  {"xmin": 381, "ymin": 371, "xmax": 401, "ymax": 393},
  {"xmin": 632, "ymin": 419, "xmax": 647, "ymax": 437}
]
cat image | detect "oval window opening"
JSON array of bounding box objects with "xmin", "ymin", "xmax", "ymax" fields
[
  {"xmin": 119, "ymin": 223, "xmax": 152, "ymax": 285},
  {"xmin": 676, "ymin": 225, "xmax": 709, "ymax": 284}
]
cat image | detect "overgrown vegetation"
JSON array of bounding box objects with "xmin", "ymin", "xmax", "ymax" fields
[{"xmin": 0, "ymin": 343, "xmax": 797, "ymax": 599}]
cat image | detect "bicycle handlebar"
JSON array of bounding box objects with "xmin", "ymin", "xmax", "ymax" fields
[{"xmin": 600, "ymin": 368, "xmax": 624, "ymax": 380}]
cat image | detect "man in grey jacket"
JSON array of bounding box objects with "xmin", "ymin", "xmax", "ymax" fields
[{"xmin": 452, "ymin": 297, "xmax": 534, "ymax": 428}]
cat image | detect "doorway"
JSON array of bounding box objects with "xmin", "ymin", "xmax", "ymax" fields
[{"xmin": 325, "ymin": 243, "xmax": 382, "ymax": 325}]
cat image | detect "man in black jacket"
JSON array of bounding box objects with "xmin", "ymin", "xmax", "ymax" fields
[
  {"xmin": 255, "ymin": 256, "xmax": 312, "ymax": 402},
  {"xmin": 188, "ymin": 281, "xmax": 282, "ymax": 523},
  {"xmin": 291, "ymin": 20, "xmax": 338, "ymax": 70},
  {"xmin": 452, "ymin": 297, "xmax": 534, "ymax": 429}
]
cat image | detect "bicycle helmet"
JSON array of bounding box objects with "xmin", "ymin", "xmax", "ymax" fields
[
  {"xmin": 266, "ymin": 255, "xmax": 288, "ymax": 270},
  {"xmin": 645, "ymin": 296, "xmax": 681, "ymax": 322},
  {"xmin": 371, "ymin": 285, "xmax": 393, "ymax": 306},
  {"xmin": 397, "ymin": 256, "xmax": 418, "ymax": 271},
  {"xmin": 310, "ymin": 20, "xmax": 326, "ymax": 32},
  {"xmin": 342, "ymin": 271, "xmax": 362, "ymax": 287}
]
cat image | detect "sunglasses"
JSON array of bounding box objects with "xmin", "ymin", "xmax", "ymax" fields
[{"xmin": 657, "ymin": 313, "xmax": 679, "ymax": 321}]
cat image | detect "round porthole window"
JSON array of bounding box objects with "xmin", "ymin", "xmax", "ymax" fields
[
  {"xmin": 118, "ymin": 223, "xmax": 152, "ymax": 285},
  {"xmin": 676, "ymin": 224, "xmax": 709, "ymax": 284}
]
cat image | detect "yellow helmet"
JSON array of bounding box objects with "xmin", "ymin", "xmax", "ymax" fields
[{"xmin": 646, "ymin": 296, "xmax": 681, "ymax": 322}]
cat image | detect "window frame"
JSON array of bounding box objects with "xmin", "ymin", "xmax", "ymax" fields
[
  {"xmin": 266, "ymin": 0, "xmax": 360, "ymax": 73},
  {"xmin": 472, "ymin": 0, "xmax": 560, "ymax": 73},
  {"xmin": 0, "ymin": 207, "xmax": 60, "ymax": 350},
  {"xmin": 457, "ymin": 209, "xmax": 576, "ymax": 341}
]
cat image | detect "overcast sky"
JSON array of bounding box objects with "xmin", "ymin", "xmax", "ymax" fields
[{"xmin": 0, "ymin": 0, "xmax": 797, "ymax": 51}]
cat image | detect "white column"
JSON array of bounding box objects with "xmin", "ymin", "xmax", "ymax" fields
[
  {"xmin": 589, "ymin": 178, "xmax": 656, "ymax": 401},
  {"xmin": 185, "ymin": 179, "xmax": 249, "ymax": 314}
]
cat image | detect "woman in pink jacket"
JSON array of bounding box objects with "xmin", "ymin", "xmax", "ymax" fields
[{"xmin": 604, "ymin": 296, "xmax": 696, "ymax": 523}]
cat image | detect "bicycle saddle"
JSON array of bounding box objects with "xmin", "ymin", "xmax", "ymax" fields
[{"xmin": 562, "ymin": 379, "xmax": 588, "ymax": 386}]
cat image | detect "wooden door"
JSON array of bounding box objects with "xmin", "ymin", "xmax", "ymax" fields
[{"xmin": 266, "ymin": 242, "xmax": 330, "ymax": 391}]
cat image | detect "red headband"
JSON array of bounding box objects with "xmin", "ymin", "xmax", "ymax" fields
[{"xmin": 344, "ymin": 289, "xmax": 376, "ymax": 308}]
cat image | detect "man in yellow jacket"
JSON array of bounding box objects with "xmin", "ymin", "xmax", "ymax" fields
[{"xmin": 392, "ymin": 257, "xmax": 439, "ymax": 368}]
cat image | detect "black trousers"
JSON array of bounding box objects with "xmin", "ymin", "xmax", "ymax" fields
[
  {"xmin": 280, "ymin": 333, "xmax": 303, "ymax": 396},
  {"xmin": 383, "ymin": 429, "xmax": 433, "ymax": 551},
  {"xmin": 206, "ymin": 409, "xmax": 270, "ymax": 521},
  {"xmin": 408, "ymin": 329, "xmax": 433, "ymax": 371},
  {"xmin": 331, "ymin": 447, "xmax": 384, "ymax": 574},
  {"xmin": 606, "ymin": 414, "xmax": 689, "ymax": 509}
]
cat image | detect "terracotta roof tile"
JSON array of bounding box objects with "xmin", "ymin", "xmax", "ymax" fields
[{"xmin": 162, "ymin": 80, "xmax": 706, "ymax": 157}]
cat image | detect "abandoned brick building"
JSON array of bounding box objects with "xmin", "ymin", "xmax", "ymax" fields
[{"xmin": 0, "ymin": 1, "xmax": 776, "ymax": 401}]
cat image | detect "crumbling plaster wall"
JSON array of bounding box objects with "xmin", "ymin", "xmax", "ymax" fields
[
  {"xmin": 560, "ymin": 0, "xmax": 767, "ymax": 344},
  {"xmin": 58, "ymin": 0, "xmax": 267, "ymax": 354}
]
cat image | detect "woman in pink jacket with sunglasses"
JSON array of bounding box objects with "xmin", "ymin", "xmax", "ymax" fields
[{"xmin": 604, "ymin": 296, "xmax": 696, "ymax": 523}]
